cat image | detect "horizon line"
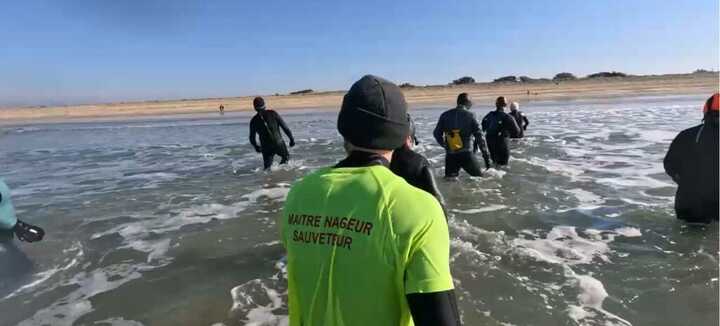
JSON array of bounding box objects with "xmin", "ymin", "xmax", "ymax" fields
[{"xmin": 2, "ymin": 69, "xmax": 717, "ymax": 110}]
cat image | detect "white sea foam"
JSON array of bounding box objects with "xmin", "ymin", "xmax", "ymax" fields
[
  {"xmin": 513, "ymin": 226, "xmax": 642, "ymax": 266},
  {"xmin": 451, "ymin": 204, "xmax": 508, "ymax": 214},
  {"xmin": 18, "ymin": 263, "xmax": 151, "ymax": 326},
  {"xmin": 597, "ymin": 176, "xmax": 672, "ymax": 190},
  {"xmin": 94, "ymin": 317, "xmax": 145, "ymax": 325},
  {"xmin": 513, "ymin": 157, "xmax": 587, "ymax": 181},
  {"xmin": 450, "ymin": 238, "xmax": 493, "ymax": 266},
  {"xmin": 564, "ymin": 267, "xmax": 632, "ymax": 326},
  {"xmin": 91, "ymin": 186, "xmax": 290, "ymax": 262},
  {"xmin": 483, "ymin": 168, "xmax": 507, "ymax": 179},
  {"xmin": 635, "ymin": 129, "xmax": 678, "ymax": 143},
  {"xmin": 513, "ymin": 226, "xmax": 611, "ymax": 265},
  {"xmin": 3, "ymin": 242, "xmax": 84, "ymax": 300},
  {"xmin": 20, "ymin": 186, "xmax": 289, "ymax": 325},
  {"xmin": 227, "ymin": 260, "xmax": 289, "ymax": 326},
  {"xmin": 565, "ymin": 188, "xmax": 604, "ymax": 206},
  {"xmin": 511, "ymin": 226, "xmax": 641, "ymax": 324}
]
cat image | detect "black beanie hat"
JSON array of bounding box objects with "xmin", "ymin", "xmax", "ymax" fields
[
  {"xmin": 338, "ymin": 75, "xmax": 409, "ymax": 150},
  {"xmin": 457, "ymin": 93, "xmax": 472, "ymax": 108},
  {"xmin": 253, "ymin": 97, "xmax": 266, "ymax": 110}
]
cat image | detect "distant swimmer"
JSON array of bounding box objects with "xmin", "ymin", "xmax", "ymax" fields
[
  {"xmin": 249, "ymin": 97, "xmax": 295, "ymax": 170},
  {"xmin": 0, "ymin": 179, "xmax": 44, "ymax": 243},
  {"xmin": 219, "ymin": 104, "xmax": 225, "ymax": 115},
  {"xmin": 481, "ymin": 96, "xmax": 521, "ymax": 166},
  {"xmin": 390, "ymin": 114, "xmax": 444, "ymax": 206},
  {"xmin": 433, "ymin": 93, "xmax": 491, "ymax": 178},
  {"xmin": 281, "ymin": 75, "xmax": 460, "ymax": 326},
  {"xmin": 508, "ymin": 101, "xmax": 529, "ymax": 138},
  {"xmin": 664, "ymin": 93, "xmax": 719, "ymax": 223}
]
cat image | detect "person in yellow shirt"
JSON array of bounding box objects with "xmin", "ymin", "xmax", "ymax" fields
[{"xmin": 280, "ymin": 75, "xmax": 460, "ymax": 326}]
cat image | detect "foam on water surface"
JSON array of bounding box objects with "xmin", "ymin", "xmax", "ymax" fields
[
  {"xmin": 452, "ymin": 204, "xmax": 508, "ymax": 214},
  {"xmin": 1, "ymin": 96, "xmax": 717, "ymax": 326}
]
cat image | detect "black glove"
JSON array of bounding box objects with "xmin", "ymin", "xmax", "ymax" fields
[
  {"xmin": 13, "ymin": 220, "xmax": 44, "ymax": 243},
  {"xmin": 289, "ymin": 139, "xmax": 295, "ymax": 147},
  {"xmin": 254, "ymin": 145, "xmax": 262, "ymax": 153},
  {"xmin": 472, "ymin": 139, "xmax": 479, "ymax": 153}
]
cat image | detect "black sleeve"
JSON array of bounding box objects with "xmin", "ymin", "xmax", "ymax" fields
[
  {"xmin": 522, "ymin": 114, "xmax": 529, "ymax": 130},
  {"xmin": 433, "ymin": 115, "xmax": 445, "ymax": 147},
  {"xmin": 419, "ymin": 164, "xmax": 445, "ymax": 206},
  {"xmin": 274, "ymin": 111, "xmax": 294, "ymax": 141},
  {"xmin": 476, "ymin": 136, "xmax": 490, "ymax": 169},
  {"xmin": 406, "ymin": 290, "xmax": 462, "ymax": 326},
  {"xmin": 505, "ymin": 114, "xmax": 521, "ymax": 138},
  {"xmin": 470, "ymin": 113, "xmax": 482, "ymax": 140},
  {"xmin": 470, "ymin": 114, "xmax": 490, "ymax": 164},
  {"xmin": 664, "ymin": 133, "xmax": 684, "ymax": 183},
  {"xmin": 249, "ymin": 117, "xmax": 259, "ymax": 148}
]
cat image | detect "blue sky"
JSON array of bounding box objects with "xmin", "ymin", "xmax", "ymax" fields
[{"xmin": 1, "ymin": 0, "xmax": 717, "ymax": 107}]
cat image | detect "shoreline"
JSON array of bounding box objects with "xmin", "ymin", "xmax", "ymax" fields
[{"xmin": 1, "ymin": 73, "xmax": 717, "ymax": 126}]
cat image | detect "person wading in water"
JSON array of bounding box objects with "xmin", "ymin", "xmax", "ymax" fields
[{"xmin": 248, "ymin": 97, "xmax": 295, "ymax": 170}]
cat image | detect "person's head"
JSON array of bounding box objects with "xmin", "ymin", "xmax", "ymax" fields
[
  {"xmin": 703, "ymin": 92, "xmax": 719, "ymax": 125},
  {"xmin": 456, "ymin": 93, "xmax": 472, "ymax": 109},
  {"xmin": 509, "ymin": 102, "xmax": 519, "ymax": 112},
  {"xmin": 338, "ymin": 75, "xmax": 410, "ymax": 159},
  {"xmin": 495, "ymin": 96, "xmax": 507, "ymax": 111},
  {"xmin": 403, "ymin": 114, "xmax": 419, "ymax": 149},
  {"xmin": 253, "ymin": 97, "xmax": 266, "ymax": 111}
]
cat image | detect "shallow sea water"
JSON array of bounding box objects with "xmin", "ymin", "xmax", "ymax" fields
[{"xmin": 0, "ymin": 94, "xmax": 717, "ymax": 326}]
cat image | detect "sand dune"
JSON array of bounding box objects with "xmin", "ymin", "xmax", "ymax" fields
[{"xmin": 1, "ymin": 73, "xmax": 717, "ymax": 125}]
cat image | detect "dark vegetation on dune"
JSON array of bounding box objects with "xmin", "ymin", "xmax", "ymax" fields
[{"xmin": 289, "ymin": 89, "xmax": 314, "ymax": 95}]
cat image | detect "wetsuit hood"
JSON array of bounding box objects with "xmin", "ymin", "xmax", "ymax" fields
[
  {"xmin": 704, "ymin": 111, "xmax": 719, "ymax": 128},
  {"xmin": 703, "ymin": 93, "xmax": 719, "ymax": 113},
  {"xmin": 253, "ymin": 97, "xmax": 266, "ymax": 111},
  {"xmin": 456, "ymin": 93, "xmax": 472, "ymax": 109}
]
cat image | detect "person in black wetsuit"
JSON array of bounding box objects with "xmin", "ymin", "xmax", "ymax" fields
[
  {"xmin": 481, "ymin": 96, "xmax": 521, "ymax": 166},
  {"xmin": 391, "ymin": 114, "xmax": 444, "ymax": 205},
  {"xmin": 664, "ymin": 93, "xmax": 719, "ymax": 223},
  {"xmin": 508, "ymin": 101, "xmax": 529, "ymax": 138},
  {"xmin": 249, "ymin": 97, "xmax": 295, "ymax": 170},
  {"xmin": 433, "ymin": 93, "xmax": 491, "ymax": 178}
]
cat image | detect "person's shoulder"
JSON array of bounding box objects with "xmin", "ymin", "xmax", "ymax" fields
[
  {"xmin": 682, "ymin": 124, "xmax": 703, "ymax": 133},
  {"xmin": 676, "ymin": 124, "xmax": 704, "ymax": 139},
  {"xmin": 385, "ymin": 174, "xmax": 441, "ymax": 213},
  {"xmin": 398, "ymin": 147, "xmax": 429, "ymax": 163},
  {"xmin": 289, "ymin": 167, "xmax": 332, "ymax": 190},
  {"xmin": 387, "ymin": 181, "xmax": 444, "ymax": 232},
  {"xmin": 398, "ymin": 147, "xmax": 425, "ymax": 160},
  {"xmin": 440, "ymin": 109, "xmax": 454, "ymax": 118}
]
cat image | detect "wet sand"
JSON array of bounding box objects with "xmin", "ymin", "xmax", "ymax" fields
[{"xmin": 1, "ymin": 73, "xmax": 717, "ymax": 125}]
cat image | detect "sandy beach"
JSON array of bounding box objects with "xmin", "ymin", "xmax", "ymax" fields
[{"xmin": 1, "ymin": 73, "xmax": 717, "ymax": 125}]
